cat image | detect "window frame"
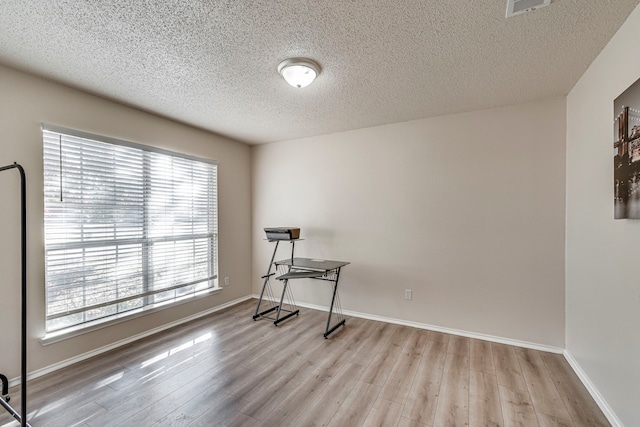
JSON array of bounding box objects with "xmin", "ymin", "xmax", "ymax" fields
[{"xmin": 42, "ymin": 124, "xmax": 219, "ymax": 337}]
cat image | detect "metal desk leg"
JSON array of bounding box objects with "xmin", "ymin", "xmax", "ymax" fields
[
  {"xmin": 324, "ymin": 268, "xmax": 346, "ymax": 338},
  {"xmin": 253, "ymin": 273, "xmax": 278, "ymax": 320},
  {"xmin": 253, "ymin": 241, "xmax": 280, "ymax": 320},
  {"xmin": 274, "ymin": 278, "xmax": 299, "ymax": 325}
]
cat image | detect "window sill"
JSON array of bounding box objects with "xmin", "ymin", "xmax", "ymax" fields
[{"xmin": 41, "ymin": 287, "xmax": 222, "ymax": 346}]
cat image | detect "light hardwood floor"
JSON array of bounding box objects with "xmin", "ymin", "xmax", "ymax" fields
[{"xmin": 1, "ymin": 300, "xmax": 609, "ymax": 426}]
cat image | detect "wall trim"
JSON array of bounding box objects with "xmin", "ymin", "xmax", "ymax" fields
[
  {"xmin": 7, "ymin": 295, "xmax": 253, "ymax": 387},
  {"xmin": 563, "ymin": 350, "xmax": 623, "ymax": 427},
  {"xmin": 252, "ymin": 294, "xmax": 564, "ymax": 354}
]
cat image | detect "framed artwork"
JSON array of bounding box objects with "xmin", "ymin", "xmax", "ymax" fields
[{"xmin": 613, "ymin": 77, "xmax": 640, "ymax": 219}]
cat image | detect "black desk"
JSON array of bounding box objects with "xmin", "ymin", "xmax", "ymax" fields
[{"xmin": 254, "ymin": 255, "xmax": 349, "ymax": 338}]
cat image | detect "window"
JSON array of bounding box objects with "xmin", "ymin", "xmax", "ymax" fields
[{"xmin": 43, "ymin": 126, "xmax": 218, "ymax": 333}]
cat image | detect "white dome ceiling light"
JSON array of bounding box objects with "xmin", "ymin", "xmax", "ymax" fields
[{"xmin": 278, "ymin": 58, "xmax": 321, "ymax": 88}]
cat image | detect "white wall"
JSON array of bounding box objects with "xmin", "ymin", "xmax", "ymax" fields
[
  {"xmin": 566, "ymin": 4, "xmax": 640, "ymax": 426},
  {"xmin": 253, "ymin": 97, "xmax": 566, "ymax": 347},
  {"xmin": 0, "ymin": 65, "xmax": 252, "ymax": 379}
]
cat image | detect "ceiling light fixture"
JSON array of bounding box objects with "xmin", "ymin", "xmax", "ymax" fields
[{"xmin": 278, "ymin": 58, "xmax": 321, "ymax": 88}]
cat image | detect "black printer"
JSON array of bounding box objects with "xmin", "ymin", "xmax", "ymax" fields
[{"xmin": 264, "ymin": 227, "xmax": 300, "ymax": 240}]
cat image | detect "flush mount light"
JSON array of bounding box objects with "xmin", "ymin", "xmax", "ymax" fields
[{"xmin": 278, "ymin": 58, "xmax": 321, "ymax": 88}]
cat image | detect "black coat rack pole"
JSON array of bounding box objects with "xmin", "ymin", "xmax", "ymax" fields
[{"xmin": 0, "ymin": 162, "xmax": 28, "ymax": 427}]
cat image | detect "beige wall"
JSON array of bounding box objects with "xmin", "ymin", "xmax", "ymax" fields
[
  {"xmin": 566, "ymin": 4, "xmax": 640, "ymax": 426},
  {"xmin": 252, "ymin": 97, "xmax": 566, "ymax": 347},
  {"xmin": 0, "ymin": 65, "xmax": 252, "ymax": 379}
]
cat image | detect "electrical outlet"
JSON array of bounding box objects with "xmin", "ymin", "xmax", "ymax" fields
[
  {"xmin": 405, "ymin": 289, "xmax": 412, "ymax": 300},
  {"xmin": 224, "ymin": 276, "xmax": 230, "ymax": 286}
]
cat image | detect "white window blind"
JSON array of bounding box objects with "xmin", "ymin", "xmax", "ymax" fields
[{"xmin": 43, "ymin": 126, "xmax": 218, "ymax": 333}]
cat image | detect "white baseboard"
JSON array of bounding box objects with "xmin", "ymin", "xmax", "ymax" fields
[
  {"xmin": 252, "ymin": 294, "xmax": 564, "ymax": 354},
  {"xmin": 563, "ymin": 350, "xmax": 623, "ymax": 427},
  {"xmin": 7, "ymin": 295, "xmax": 253, "ymax": 388}
]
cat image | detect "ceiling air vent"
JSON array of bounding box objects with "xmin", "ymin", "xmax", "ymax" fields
[{"xmin": 506, "ymin": 0, "xmax": 551, "ymax": 18}]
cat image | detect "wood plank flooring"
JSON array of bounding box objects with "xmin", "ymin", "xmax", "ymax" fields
[{"xmin": 0, "ymin": 300, "xmax": 610, "ymax": 426}]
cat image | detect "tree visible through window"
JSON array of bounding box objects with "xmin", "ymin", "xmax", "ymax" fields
[{"xmin": 43, "ymin": 126, "xmax": 218, "ymax": 333}]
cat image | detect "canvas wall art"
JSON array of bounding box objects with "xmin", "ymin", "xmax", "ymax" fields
[{"xmin": 614, "ymin": 77, "xmax": 640, "ymax": 219}]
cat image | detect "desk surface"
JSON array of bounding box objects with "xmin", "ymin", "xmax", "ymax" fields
[{"xmin": 275, "ymin": 257, "xmax": 350, "ymax": 272}]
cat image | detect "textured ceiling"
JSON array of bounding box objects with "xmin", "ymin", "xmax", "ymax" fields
[{"xmin": 1, "ymin": 1, "xmax": 639, "ymax": 144}]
